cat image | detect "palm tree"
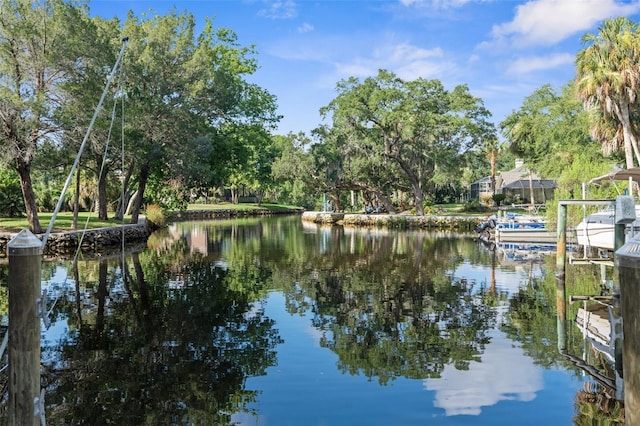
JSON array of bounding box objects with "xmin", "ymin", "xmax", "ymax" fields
[{"xmin": 575, "ymin": 17, "xmax": 640, "ymax": 169}]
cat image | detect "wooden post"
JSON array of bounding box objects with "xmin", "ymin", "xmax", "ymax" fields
[
  {"xmin": 8, "ymin": 229, "xmax": 43, "ymax": 426},
  {"xmin": 555, "ymin": 202, "xmax": 567, "ymax": 352},
  {"xmin": 616, "ymin": 238, "xmax": 640, "ymax": 425}
]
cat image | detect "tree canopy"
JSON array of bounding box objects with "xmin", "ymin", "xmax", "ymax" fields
[
  {"xmin": 576, "ymin": 16, "xmax": 640, "ymax": 169},
  {"xmin": 320, "ymin": 69, "xmax": 496, "ymax": 214}
]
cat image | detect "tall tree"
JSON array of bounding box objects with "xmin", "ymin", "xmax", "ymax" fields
[
  {"xmin": 121, "ymin": 10, "xmax": 279, "ymax": 223},
  {"xmin": 501, "ymin": 83, "xmax": 600, "ymax": 180},
  {"xmin": 575, "ymin": 17, "xmax": 640, "ymax": 169},
  {"xmin": 270, "ymin": 132, "xmax": 315, "ymax": 208},
  {"xmin": 0, "ymin": 0, "xmax": 93, "ymax": 232},
  {"xmin": 322, "ymin": 70, "xmax": 495, "ymax": 215},
  {"xmin": 56, "ymin": 15, "xmax": 124, "ymax": 220}
]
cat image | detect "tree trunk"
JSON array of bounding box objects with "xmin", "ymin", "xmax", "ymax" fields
[
  {"xmin": 230, "ymin": 187, "xmax": 239, "ymax": 204},
  {"xmin": 373, "ymin": 191, "xmax": 396, "ymax": 214},
  {"xmin": 114, "ymin": 160, "xmax": 135, "ymax": 220},
  {"xmin": 529, "ymin": 173, "xmax": 535, "ymax": 206},
  {"xmin": 130, "ymin": 163, "xmax": 149, "ymax": 224},
  {"xmin": 490, "ymin": 149, "xmax": 496, "ymax": 194},
  {"xmin": 97, "ymin": 166, "xmax": 108, "ymax": 220},
  {"xmin": 414, "ymin": 186, "xmax": 424, "ymax": 215},
  {"xmin": 331, "ymin": 192, "xmax": 341, "ymax": 212},
  {"xmin": 125, "ymin": 190, "xmax": 139, "ymax": 217},
  {"xmin": 15, "ymin": 158, "xmax": 42, "ymax": 233},
  {"xmin": 618, "ymin": 101, "xmax": 640, "ymax": 168},
  {"xmin": 393, "ymin": 155, "xmax": 424, "ymax": 215}
]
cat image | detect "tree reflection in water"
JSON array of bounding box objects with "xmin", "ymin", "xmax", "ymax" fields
[
  {"xmin": 0, "ymin": 215, "xmax": 624, "ymax": 424},
  {"xmin": 39, "ymin": 245, "xmax": 282, "ymax": 425}
]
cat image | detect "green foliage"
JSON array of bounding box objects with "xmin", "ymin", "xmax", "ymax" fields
[
  {"xmin": 0, "ymin": 0, "xmax": 98, "ymax": 232},
  {"xmin": 491, "ymin": 193, "xmax": 506, "ymax": 206},
  {"xmin": 576, "ymin": 16, "xmax": 640, "ymax": 168},
  {"xmin": 144, "ymin": 203, "xmax": 166, "ymax": 227},
  {"xmin": 321, "ymin": 69, "xmax": 496, "ymax": 215},
  {"xmin": 501, "ymin": 83, "xmax": 596, "ymax": 180},
  {"xmin": 462, "ymin": 199, "xmax": 489, "ymax": 213},
  {"xmin": 270, "ymin": 133, "xmax": 316, "ymax": 208},
  {"xmin": 0, "ymin": 168, "xmax": 24, "ymax": 217},
  {"xmin": 145, "ymin": 175, "xmax": 188, "ymax": 211}
]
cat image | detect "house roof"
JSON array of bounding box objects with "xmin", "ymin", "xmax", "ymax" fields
[
  {"xmin": 497, "ymin": 165, "xmax": 541, "ymax": 187},
  {"xmin": 502, "ymin": 179, "xmax": 557, "ymax": 189},
  {"xmin": 471, "ymin": 176, "xmax": 493, "ymax": 185}
]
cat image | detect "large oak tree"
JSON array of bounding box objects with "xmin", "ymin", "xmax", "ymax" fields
[{"xmin": 321, "ymin": 70, "xmax": 495, "ymax": 215}]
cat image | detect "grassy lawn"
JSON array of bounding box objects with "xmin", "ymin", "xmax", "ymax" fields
[
  {"xmin": 0, "ymin": 203, "xmax": 301, "ymax": 232},
  {"xmin": 0, "ymin": 212, "xmax": 131, "ymax": 233}
]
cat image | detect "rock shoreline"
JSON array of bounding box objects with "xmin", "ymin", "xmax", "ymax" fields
[
  {"xmin": 301, "ymin": 211, "xmax": 483, "ymax": 231},
  {"xmin": 166, "ymin": 208, "xmax": 304, "ymax": 221},
  {"xmin": 0, "ymin": 223, "xmax": 152, "ymax": 259}
]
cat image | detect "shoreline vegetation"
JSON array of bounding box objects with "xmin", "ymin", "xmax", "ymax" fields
[
  {"xmin": 0, "ymin": 202, "xmax": 499, "ymax": 232},
  {"xmin": 0, "ymin": 203, "xmax": 516, "ymax": 257}
]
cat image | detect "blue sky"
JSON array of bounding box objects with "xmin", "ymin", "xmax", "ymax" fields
[{"xmin": 89, "ymin": 0, "xmax": 640, "ymax": 136}]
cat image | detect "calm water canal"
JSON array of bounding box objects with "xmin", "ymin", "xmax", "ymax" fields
[{"xmin": 1, "ymin": 215, "xmax": 622, "ymax": 424}]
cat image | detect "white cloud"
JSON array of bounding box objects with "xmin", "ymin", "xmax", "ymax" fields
[
  {"xmin": 268, "ymin": 32, "xmax": 456, "ymax": 81},
  {"xmin": 506, "ymin": 52, "xmax": 575, "ymax": 74},
  {"xmin": 335, "ymin": 61, "xmax": 379, "ymax": 78},
  {"xmin": 334, "ymin": 42, "xmax": 454, "ymax": 81},
  {"xmin": 387, "ymin": 43, "xmax": 444, "ymax": 62},
  {"xmin": 258, "ymin": 0, "xmax": 297, "ymax": 19},
  {"xmin": 424, "ymin": 329, "xmax": 543, "ymax": 416},
  {"xmin": 297, "ymin": 22, "xmax": 314, "ymax": 33},
  {"xmin": 399, "ymin": 0, "xmax": 477, "ymax": 9},
  {"xmin": 492, "ymin": 0, "xmax": 640, "ymax": 46}
]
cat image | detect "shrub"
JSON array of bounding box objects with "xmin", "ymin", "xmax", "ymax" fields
[
  {"xmin": 491, "ymin": 193, "xmax": 506, "ymax": 206},
  {"xmin": 0, "ymin": 169, "xmax": 24, "ymax": 217},
  {"xmin": 144, "ymin": 204, "xmax": 166, "ymax": 228},
  {"xmin": 462, "ymin": 199, "xmax": 488, "ymax": 213}
]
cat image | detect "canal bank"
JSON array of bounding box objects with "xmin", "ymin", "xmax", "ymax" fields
[
  {"xmin": 301, "ymin": 211, "xmax": 484, "ymax": 231},
  {"xmin": 0, "ymin": 207, "xmax": 306, "ymax": 258},
  {"xmin": 2, "ymin": 208, "xmax": 480, "ymax": 257}
]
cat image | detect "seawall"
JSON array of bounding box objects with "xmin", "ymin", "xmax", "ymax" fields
[{"xmin": 301, "ymin": 211, "xmax": 483, "ymax": 231}]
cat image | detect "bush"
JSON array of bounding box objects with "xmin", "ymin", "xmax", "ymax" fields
[
  {"xmin": 0, "ymin": 169, "xmax": 24, "ymax": 217},
  {"xmin": 462, "ymin": 199, "xmax": 489, "ymax": 213},
  {"xmin": 492, "ymin": 193, "xmax": 506, "ymax": 206},
  {"xmin": 144, "ymin": 204, "xmax": 166, "ymax": 228}
]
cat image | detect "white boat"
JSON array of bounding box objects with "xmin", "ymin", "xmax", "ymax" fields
[
  {"xmin": 575, "ymin": 168, "xmax": 640, "ymax": 251},
  {"xmin": 495, "ymin": 218, "xmax": 555, "ymax": 243},
  {"xmin": 575, "ymin": 205, "xmax": 640, "ymax": 251},
  {"xmin": 477, "ymin": 212, "xmax": 555, "ymax": 244}
]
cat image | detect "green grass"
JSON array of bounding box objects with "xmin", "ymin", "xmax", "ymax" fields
[
  {"xmin": 0, "ymin": 203, "xmax": 302, "ymax": 232},
  {"xmin": 0, "ymin": 212, "xmax": 131, "ymax": 232}
]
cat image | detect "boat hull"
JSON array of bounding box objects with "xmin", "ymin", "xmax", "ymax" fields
[
  {"xmin": 496, "ymin": 228, "xmax": 557, "ymax": 243},
  {"xmin": 575, "ymin": 208, "xmax": 640, "ymax": 251}
]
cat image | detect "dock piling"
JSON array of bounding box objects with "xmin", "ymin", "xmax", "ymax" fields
[{"xmin": 7, "ymin": 229, "xmax": 43, "ymax": 426}]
